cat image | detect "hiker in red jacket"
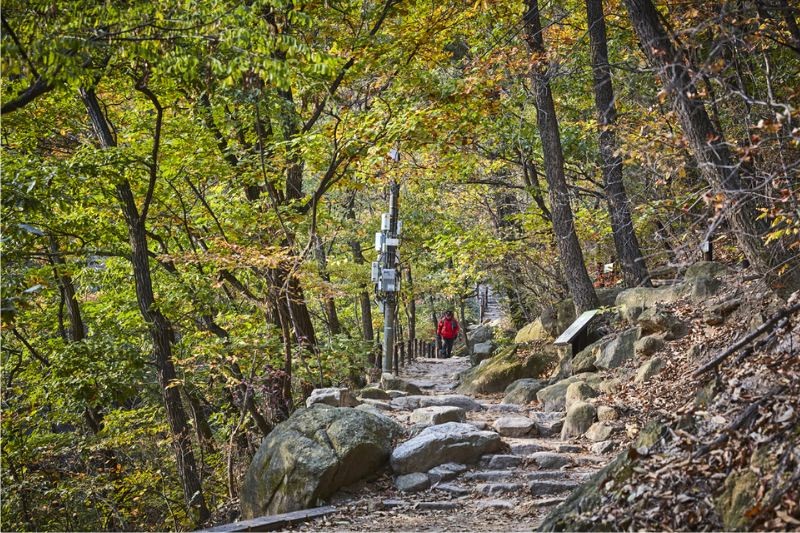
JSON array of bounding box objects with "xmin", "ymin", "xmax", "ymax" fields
[{"xmin": 437, "ymin": 310, "xmax": 460, "ymax": 358}]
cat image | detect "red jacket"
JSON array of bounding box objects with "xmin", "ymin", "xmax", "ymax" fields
[{"xmin": 437, "ymin": 317, "xmax": 460, "ymax": 340}]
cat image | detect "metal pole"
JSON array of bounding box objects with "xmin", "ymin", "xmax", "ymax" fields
[{"xmin": 382, "ymin": 180, "xmax": 400, "ymax": 372}]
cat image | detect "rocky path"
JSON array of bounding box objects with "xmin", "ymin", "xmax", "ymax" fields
[{"xmin": 295, "ymin": 355, "xmax": 608, "ymax": 532}]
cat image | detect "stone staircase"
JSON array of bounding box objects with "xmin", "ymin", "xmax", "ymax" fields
[{"xmin": 296, "ymin": 355, "xmax": 607, "ymax": 532}]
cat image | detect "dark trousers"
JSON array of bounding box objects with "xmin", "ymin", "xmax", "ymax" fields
[{"xmin": 442, "ymin": 337, "xmax": 455, "ymax": 358}]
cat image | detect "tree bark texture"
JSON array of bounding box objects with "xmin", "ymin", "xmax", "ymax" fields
[
  {"xmin": 80, "ymin": 88, "xmax": 209, "ymax": 524},
  {"xmin": 623, "ymin": 0, "xmax": 797, "ymax": 288},
  {"xmin": 523, "ymin": 0, "xmax": 600, "ymax": 313},
  {"xmin": 586, "ymin": 0, "xmax": 652, "ymax": 288}
]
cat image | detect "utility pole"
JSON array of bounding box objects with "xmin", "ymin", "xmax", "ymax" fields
[{"xmin": 373, "ymin": 149, "xmax": 402, "ymax": 373}]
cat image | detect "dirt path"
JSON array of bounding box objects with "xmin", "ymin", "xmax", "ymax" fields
[{"xmin": 293, "ymin": 355, "xmax": 607, "ymax": 532}]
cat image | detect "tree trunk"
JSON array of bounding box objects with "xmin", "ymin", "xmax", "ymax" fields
[
  {"xmin": 404, "ymin": 267, "xmax": 416, "ymax": 341},
  {"xmin": 313, "ymin": 235, "xmax": 342, "ymax": 336},
  {"xmin": 346, "ymin": 199, "xmax": 375, "ymax": 342},
  {"xmin": 80, "ymin": 88, "xmax": 209, "ymax": 524},
  {"xmin": 586, "ymin": 0, "xmax": 652, "ymax": 288},
  {"xmin": 622, "ymin": 0, "xmax": 797, "ymax": 289},
  {"xmin": 523, "ymin": 0, "xmax": 600, "ymax": 313}
]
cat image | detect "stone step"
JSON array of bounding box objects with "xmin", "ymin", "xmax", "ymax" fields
[
  {"xmin": 431, "ymin": 483, "xmax": 470, "ymax": 497},
  {"xmin": 479, "ymin": 454, "xmax": 523, "ymax": 470},
  {"xmin": 477, "ymin": 499, "xmax": 515, "ymax": 510},
  {"xmin": 464, "ymin": 470, "xmax": 516, "ymax": 482},
  {"xmin": 529, "ymin": 480, "xmax": 579, "ymax": 496},
  {"xmin": 507, "ymin": 441, "xmax": 550, "ymax": 456},
  {"xmin": 476, "ymin": 483, "xmax": 524, "ymax": 496}
]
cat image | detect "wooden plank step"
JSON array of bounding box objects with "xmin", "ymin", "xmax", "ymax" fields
[
  {"xmin": 554, "ymin": 309, "xmax": 599, "ymax": 346},
  {"xmin": 199, "ymin": 506, "xmax": 337, "ymax": 532}
]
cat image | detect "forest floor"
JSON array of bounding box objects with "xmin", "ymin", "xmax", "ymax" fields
[{"xmin": 292, "ymin": 355, "xmax": 610, "ymax": 532}]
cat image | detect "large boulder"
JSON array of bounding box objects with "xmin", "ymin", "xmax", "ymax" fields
[
  {"xmin": 502, "ymin": 378, "xmax": 547, "ymax": 405},
  {"xmin": 381, "ymin": 373, "xmax": 423, "ymax": 395},
  {"xmin": 536, "ymin": 373, "xmax": 602, "ymax": 412},
  {"xmin": 390, "ymin": 422, "xmax": 503, "ymax": 474},
  {"xmin": 514, "ymin": 318, "xmax": 553, "ymax": 343},
  {"xmin": 305, "ymin": 388, "xmax": 360, "ymax": 408},
  {"xmin": 457, "ymin": 345, "xmax": 559, "ymax": 395},
  {"xmin": 595, "ymin": 328, "xmax": 640, "ymax": 370},
  {"xmin": 391, "ymin": 394, "xmax": 484, "ymax": 412},
  {"xmin": 241, "ymin": 407, "xmax": 402, "ymax": 518}
]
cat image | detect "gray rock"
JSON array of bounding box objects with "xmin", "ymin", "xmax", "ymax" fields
[
  {"xmin": 359, "ymin": 387, "xmax": 391, "ymax": 401},
  {"xmin": 391, "ymin": 394, "xmax": 485, "ymax": 412},
  {"xmin": 615, "ymin": 285, "xmax": 685, "ymax": 315},
  {"xmin": 469, "ymin": 420, "xmax": 489, "ymax": 430},
  {"xmin": 595, "ymin": 328, "xmax": 640, "ymax": 370},
  {"xmin": 635, "ymin": 356, "xmax": 665, "ymax": 383},
  {"xmin": 305, "ymin": 387, "xmax": 360, "ymax": 408},
  {"xmin": 590, "ymin": 440, "xmax": 616, "ymax": 454},
  {"xmin": 530, "ymin": 412, "xmax": 565, "ymax": 437},
  {"xmin": 410, "ymin": 406, "xmax": 466, "ymax": 425},
  {"xmin": 477, "ymin": 499, "xmax": 515, "ymax": 510},
  {"xmin": 427, "ymin": 463, "xmax": 467, "ymax": 483},
  {"xmin": 469, "ymin": 324, "xmax": 494, "ymax": 344},
  {"xmin": 685, "ymin": 261, "xmax": 729, "ymax": 280},
  {"xmin": 509, "ymin": 442, "xmax": 549, "ymax": 455},
  {"xmin": 703, "ymin": 298, "xmax": 742, "ymax": 325},
  {"xmin": 530, "ymin": 451, "xmax": 572, "ymax": 469},
  {"xmin": 690, "ymin": 276, "xmax": 722, "ymax": 298},
  {"xmin": 482, "ymin": 454, "xmax": 523, "ymax": 469},
  {"xmin": 465, "ymin": 470, "xmax": 515, "ymax": 482},
  {"xmin": 502, "ymin": 378, "xmax": 548, "ymax": 405},
  {"xmin": 477, "ymin": 483, "xmax": 524, "ymax": 495},
  {"xmin": 359, "ymin": 398, "xmax": 394, "ymax": 411},
  {"xmin": 241, "ymin": 407, "xmax": 402, "ymax": 518},
  {"xmin": 536, "ymin": 373, "xmax": 602, "ymax": 412},
  {"xmin": 381, "ymin": 499, "xmax": 406, "ymax": 509},
  {"xmin": 390, "ymin": 422, "xmax": 502, "ymax": 474},
  {"xmin": 584, "ymin": 421, "xmax": 614, "ymax": 442},
  {"xmin": 395, "ymin": 472, "xmax": 430, "ymax": 492},
  {"xmin": 493, "ymin": 416, "xmax": 536, "ymax": 437},
  {"xmin": 556, "ymin": 444, "xmax": 582, "ymax": 453},
  {"xmin": 561, "ymin": 402, "xmax": 597, "ymax": 440},
  {"xmin": 381, "ymin": 373, "xmax": 423, "ymax": 395},
  {"xmin": 637, "ymin": 307, "xmax": 679, "ymax": 335},
  {"xmin": 597, "ymin": 406, "xmax": 618, "ymax": 422},
  {"xmin": 484, "ymin": 403, "xmax": 524, "ymax": 413},
  {"xmin": 432, "ymin": 483, "xmax": 470, "ymax": 497},
  {"xmin": 634, "ymin": 335, "xmax": 665, "ymax": 357},
  {"xmin": 571, "ymin": 340, "xmax": 607, "ymax": 374},
  {"xmin": 526, "ymin": 471, "xmax": 569, "ymax": 481},
  {"xmin": 532, "ymin": 497, "xmax": 568, "ymax": 507},
  {"xmin": 472, "ymin": 341, "xmax": 496, "ymax": 365},
  {"xmin": 529, "ymin": 480, "xmax": 579, "ymax": 496},
  {"xmin": 663, "ymin": 320, "xmax": 689, "ymax": 341},
  {"xmin": 564, "ymin": 381, "xmax": 599, "ymax": 411},
  {"xmin": 386, "ymin": 390, "xmax": 408, "ymax": 399}
]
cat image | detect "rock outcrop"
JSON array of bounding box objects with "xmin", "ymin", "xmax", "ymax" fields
[{"xmin": 457, "ymin": 345, "xmax": 558, "ymax": 395}]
